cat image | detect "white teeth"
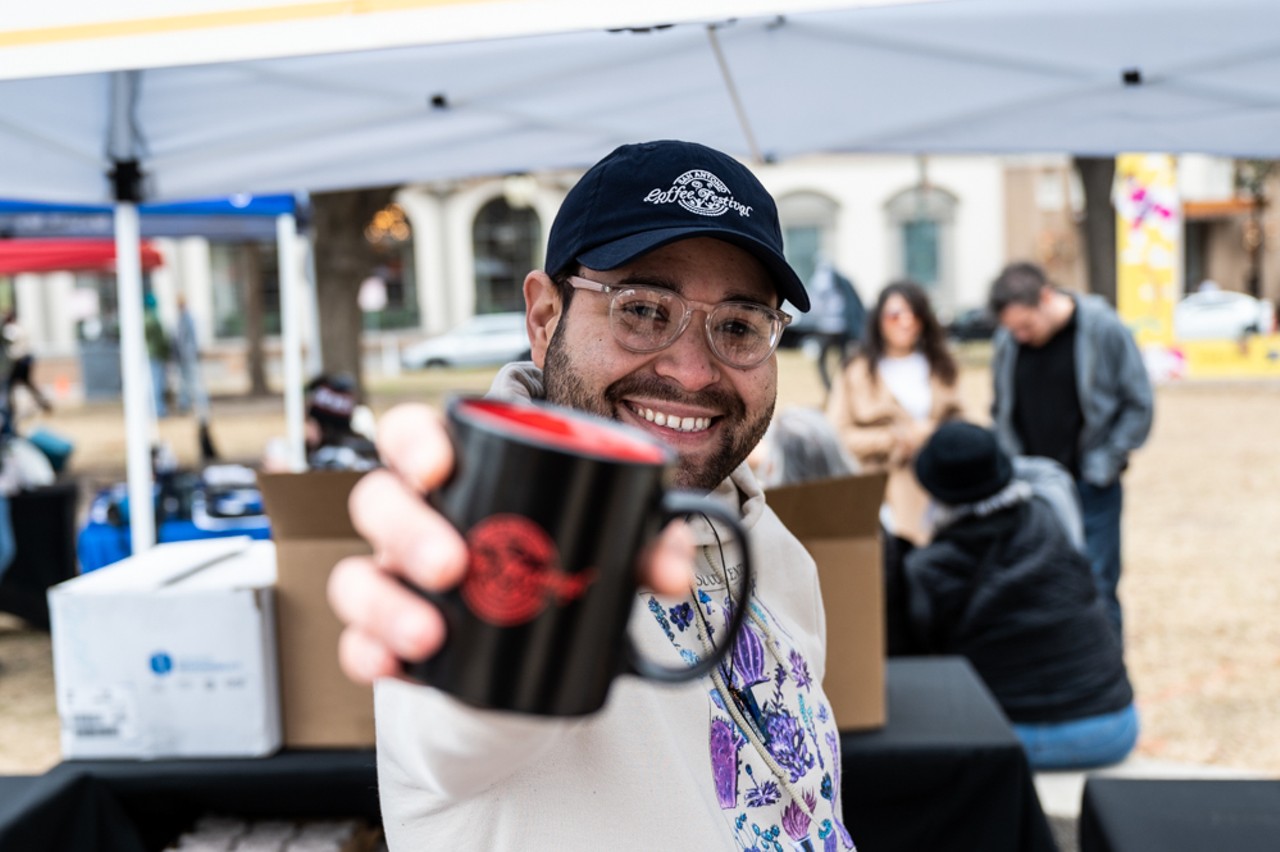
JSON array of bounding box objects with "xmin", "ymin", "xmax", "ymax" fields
[{"xmin": 637, "ymin": 406, "xmax": 710, "ymax": 433}]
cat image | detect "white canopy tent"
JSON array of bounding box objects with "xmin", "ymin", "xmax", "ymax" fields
[
  {"xmin": 3, "ymin": 0, "xmax": 1279, "ymax": 553},
  {"xmin": 5, "ymin": 0, "xmax": 1280, "ymax": 205}
]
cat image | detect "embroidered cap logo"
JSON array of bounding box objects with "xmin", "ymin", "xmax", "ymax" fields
[{"xmin": 644, "ymin": 169, "xmax": 754, "ymax": 218}]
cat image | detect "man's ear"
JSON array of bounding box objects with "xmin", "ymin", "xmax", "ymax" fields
[{"xmin": 524, "ymin": 271, "xmax": 562, "ymax": 368}]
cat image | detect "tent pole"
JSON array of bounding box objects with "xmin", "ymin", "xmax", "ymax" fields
[
  {"xmin": 115, "ymin": 201, "xmax": 156, "ymax": 553},
  {"xmin": 277, "ymin": 212, "xmax": 307, "ymax": 472},
  {"xmin": 109, "ymin": 71, "xmax": 155, "ymax": 554},
  {"xmin": 302, "ymin": 229, "xmax": 323, "ymax": 379},
  {"xmin": 706, "ymin": 23, "xmax": 763, "ymax": 165}
]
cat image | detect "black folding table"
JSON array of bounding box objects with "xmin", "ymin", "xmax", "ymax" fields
[
  {"xmin": 841, "ymin": 656, "xmax": 1057, "ymax": 852},
  {"xmin": 1, "ymin": 657, "xmax": 1054, "ymax": 851},
  {"xmin": 1080, "ymin": 776, "xmax": 1280, "ymax": 852}
]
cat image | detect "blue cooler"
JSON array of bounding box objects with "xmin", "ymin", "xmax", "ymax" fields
[{"xmin": 27, "ymin": 428, "xmax": 74, "ymax": 473}]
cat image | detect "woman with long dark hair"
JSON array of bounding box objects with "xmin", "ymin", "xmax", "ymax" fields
[{"xmin": 825, "ymin": 280, "xmax": 962, "ymax": 545}]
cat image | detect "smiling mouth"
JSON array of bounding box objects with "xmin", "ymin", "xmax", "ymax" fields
[{"xmin": 628, "ymin": 403, "xmax": 713, "ymax": 434}]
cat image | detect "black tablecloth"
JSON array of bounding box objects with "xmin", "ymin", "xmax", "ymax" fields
[
  {"xmin": 841, "ymin": 657, "xmax": 1057, "ymax": 852},
  {"xmin": 0, "ymin": 751, "xmax": 379, "ymax": 852},
  {"xmin": 1080, "ymin": 777, "xmax": 1280, "ymax": 852},
  {"xmin": 0, "ymin": 481, "xmax": 79, "ymax": 628},
  {"xmin": 1, "ymin": 659, "xmax": 1052, "ymax": 851}
]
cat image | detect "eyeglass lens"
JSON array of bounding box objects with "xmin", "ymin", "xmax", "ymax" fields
[{"xmin": 610, "ymin": 288, "xmax": 780, "ymax": 367}]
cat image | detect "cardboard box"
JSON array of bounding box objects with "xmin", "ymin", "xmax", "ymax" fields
[
  {"xmin": 48, "ymin": 537, "xmax": 281, "ymax": 759},
  {"xmin": 766, "ymin": 473, "xmax": 887, "ymax": 731},
  {"xmin": 258, "ymin": 471, "xmax": 375, "ymax": 748}
]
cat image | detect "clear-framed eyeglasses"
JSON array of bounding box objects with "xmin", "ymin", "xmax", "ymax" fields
[{"xmin": 566, "ymin": 276, "xmax": 792, "ymax": 370}]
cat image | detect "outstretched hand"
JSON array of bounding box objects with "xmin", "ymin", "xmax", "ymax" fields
[{"xmin": 327, "ymin": 402, "xmax": 697, "ymax": 685}]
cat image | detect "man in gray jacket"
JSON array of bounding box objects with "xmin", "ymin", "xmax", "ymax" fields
[{"xmin": 988, "ymin": 262, "xmax": 1153, "ymax": 642}]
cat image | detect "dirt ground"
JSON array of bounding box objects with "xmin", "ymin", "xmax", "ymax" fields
[{"xmin": 2, "ymin": 348, "xmax": 1279, "ymax": 776}]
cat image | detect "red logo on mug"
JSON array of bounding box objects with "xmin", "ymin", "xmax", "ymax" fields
[{"xmin": 461, "ymin": 514, "xmax": 597, "ymax": 626}]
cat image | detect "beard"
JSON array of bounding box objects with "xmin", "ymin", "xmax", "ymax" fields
[{"xmin": 542, "ymin": 313, "xmax": 773, "ymax": 491}]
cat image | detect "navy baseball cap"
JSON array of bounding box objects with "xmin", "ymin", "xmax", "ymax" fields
[{"xmin": 545, "ymin": 140, "xmax": 810, "ymax": 312}]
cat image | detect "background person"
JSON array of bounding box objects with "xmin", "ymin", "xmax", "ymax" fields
[
  {"xmin": 752, "ymin": 405, "xmax": 859, "ymax": 488},
  {"xmin": 172, "ymin": 294, "xmax": 205, "ymax": 416},
  {"xmin": 751, "ymin": 406, "xmax": 918, "ymax": 657},
  {"xmin": 302, "ymin": 374, "xmax": 378, "ymax": 470},
  {"xmin": 825, "ymin": 280, "xmax": 962, "ymax": 547},
  {"xmin": 988, "ymin": 261, "xmax": 1153, "ymax": 642},
  {"xmin": 804, "ymin": 261, "xmax": 866, "ymax": 393},
  {"xmin": 328, "ymin": 140, "xmax": 855, "ymax": 850},
  {"xmin": 2, "ymin": 308, "xmax": 52, "ymax": 417},
  {"xmin": 905, "ymin": 421, "xmax": 1138, "ymax": 771},
  {"xmin": 143, "ymin": 293, "xmax": 171, "ymax": 418},
  {"xmin": 261, "ymin": 374, "xmax": 378, "ymax": 472}
]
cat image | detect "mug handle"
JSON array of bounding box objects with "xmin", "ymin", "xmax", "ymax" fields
[{"xmin": 626, "ymin": 490, "xmax": 754, "ymax": 683}]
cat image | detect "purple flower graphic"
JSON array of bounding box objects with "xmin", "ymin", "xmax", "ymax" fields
[
  {"xmin": 733, "ymin": 622, "xmax": 768, "ymax": 687},
  {"xmin": 710, "ymin": 717, "xmax": 742, "ymax": 809},
  {"xmin": 781, "ymin": 791, "xmax": 818, "ymax": 841},
  {"xmin": 669, "ymin": 602, "xmax": 694, "ymax": 631},
  {"xmin": 789, "ymin": 649, "xmax": 813, "ymax": 691},
  {"xmin": 745, "ymin": 778, "xmax": 781, "ymax": 808},
  {"xmin": 766, "ymin": 711, "xmax": 815, "ymax": 782},
  {"xmin": 782, "ymin": 801, "xmax": 810, "ymax": 841},
  {"xmin": 825, "ymin": 732, "xmax": 856, "ymax": 849},
  {"xmin": 825, "ymin": 732, "xmax": 842, "ymax": 793}
]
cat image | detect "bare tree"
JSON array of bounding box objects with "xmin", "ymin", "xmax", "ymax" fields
[
  {"xmin": 241, "ymin": 243, "xmax": 268, "ymax": 395},
  {"xmin": 1236, "ymin": 159, "xmax": 1274, "ymax": 299},
  {"xmin": 1074, "ymin": 156, "xmax": 1118, "ymax": 304},
  {"xmin": 310, "ymin": 185, "xmax": 399, "ymax": 397}
]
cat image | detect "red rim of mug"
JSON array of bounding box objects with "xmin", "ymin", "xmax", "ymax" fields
[{"xmin": 455, "ymin": 397, "xmax": 671, "ymax": 465}]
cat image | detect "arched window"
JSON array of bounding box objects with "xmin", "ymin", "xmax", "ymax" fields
[
  {"xmin": 473, "ymin": 198, "xmax": 541, "ymax": 314},
  {"xmin": 777, "ymin": 192, "xmax": 839, "ymax": 302},
  {"xmin": 885, "ymin": 186, "xmax": 958, "ymax": 297}
]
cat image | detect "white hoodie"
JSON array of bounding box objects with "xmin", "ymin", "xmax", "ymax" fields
[{"xmin": 376, "ymin": 364, "xmax": 855, "ymax": 851}]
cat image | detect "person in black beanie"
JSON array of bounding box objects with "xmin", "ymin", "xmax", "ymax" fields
[{"xmin": 904, "ymin": 420, "xmax": 1137, "ymax": 770}]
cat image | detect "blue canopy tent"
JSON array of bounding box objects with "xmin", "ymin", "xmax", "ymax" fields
[
  {"xmin": 0, "ymin": 197, "xmax": 293, "ymax": 245},
  {"xmin": 0, "ymin": 194, "xmax": 313, "ymax": 553}
]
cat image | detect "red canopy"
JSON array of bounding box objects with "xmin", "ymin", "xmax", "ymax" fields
[{"xmin": 0, "ymin": 239, "xmax": 163, "ymax": 275}]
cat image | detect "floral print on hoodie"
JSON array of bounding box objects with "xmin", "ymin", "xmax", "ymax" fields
[{"xmin": 650, "ymin": 567, "xmax": 856, "ymax": 852}]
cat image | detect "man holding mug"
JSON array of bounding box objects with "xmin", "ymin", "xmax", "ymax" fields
[{"xmin": 330, "ymin": 140, "xmax": 856, "ymax": 850}]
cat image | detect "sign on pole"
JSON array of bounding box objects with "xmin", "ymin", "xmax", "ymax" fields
[{"xmin": 1114, "ymin": 153, "xmax": 1181, "ymax": 348}]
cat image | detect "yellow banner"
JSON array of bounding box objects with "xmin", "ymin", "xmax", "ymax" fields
[
  {"xmin": 1115, "ymin": 154, "xmax": 1181, "ymax": 347},
  {"xmin": 1176, "ymin": 335, "xmax": 1280, "ymax": 379}
]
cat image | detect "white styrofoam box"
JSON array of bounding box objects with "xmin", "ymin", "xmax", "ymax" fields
[{"xmin": 48, "ymin": 537, "xmax": 281, "ymax": 759}]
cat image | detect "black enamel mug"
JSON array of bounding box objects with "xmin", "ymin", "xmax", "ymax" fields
[{"xmin": 401, "ymin": 395, "xmax": 753, "ymax": 716}]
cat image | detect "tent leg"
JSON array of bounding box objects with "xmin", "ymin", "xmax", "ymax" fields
[
  {"xmin": 278, "ymin": 212, "xmax": 307, "ymax": 472},
  {"xmin": 114, "ymin": 202, "xmax": 156, "ymax": 553}
]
